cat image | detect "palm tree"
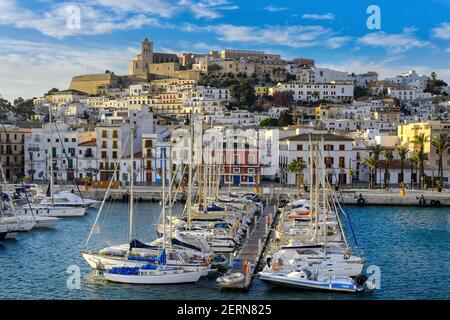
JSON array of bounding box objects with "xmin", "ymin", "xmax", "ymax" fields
[
  {"xmin": 409, "ymin": 153, "xmax": 418, "ymax": 188},
  {"xmin": 395, "ymin": 145, "xmax": 409, "ymax": 183},
  {"xmin": 286, "ymin": 158, "xmax": 307, "ymax": 191},
  {"xmin": 417, "ymin": 152, "xmax": 428, "ymax": 188},
  {"xmin": 368, "ymin": 144, "xmax": 382, "ymax": 186},
  {"xmin": 431, "ymin": 133, "xmax": 450, "ymax": 186},
  {"xmin": 412, "ymin": 133, "xmax": 429, "ymax": 188},
  {"xmin": 363, "ymin": 156, "xmax": 377, "ymax": 188},
  {"xmin": 381, "ymin": 150, "xmax": 394, "ymax": 188}
]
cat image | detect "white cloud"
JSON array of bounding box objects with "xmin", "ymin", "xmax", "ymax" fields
[
  {"xmin": 320, "ymin": 58, "xmax": 450, "ymax": 84},
  {"xmin": 0, "ymin": 38, "xmax": 133, "ymax": 101},
  {"xmin": 186, "ymin": 23, "xmax": 349, "ymax": 49},
  {"xmin": 358, "ymin": 28, "xmax": 431, "ymax": 54},
  {"xmin": 179, "ymin": 0, "xmax": 238, "ymax": 20},
  {"xmin": 0, "ymin": 0, "xmax": 172, "ymax": 38},
  {"xmin": 302, "ymin": 13, "xmax": 335, "ymax": 21},
  {"xmin": 0, "ymin": 0, "xmax": 238, "ymax": 38},
  {"xmin": 432, "ymin": 22, "xmax": 450, "ymax": 39},
  {"xmin": 264, "ymin": 6, "xmax": 288, "ymax": 12},
  {"xmin": 325, "ymin": 36, "xmax": 352, "ymax": 49}
]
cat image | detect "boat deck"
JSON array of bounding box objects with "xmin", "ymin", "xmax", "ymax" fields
[{"xmin": 219, "ymin": 199, "xmax": 278, "ymax": 290}]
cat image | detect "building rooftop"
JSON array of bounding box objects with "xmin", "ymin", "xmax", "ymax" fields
[{"xmin": 280, "ymin": 133, "xmax": 354, "ymax": 142}]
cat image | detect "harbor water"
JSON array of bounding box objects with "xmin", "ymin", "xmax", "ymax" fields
[{"xmin": 0, "ymin": 202, "xmax": 449, "ymax": 300}]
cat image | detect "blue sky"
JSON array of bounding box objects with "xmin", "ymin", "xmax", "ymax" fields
[{"xmin": 0, "ymin": 0, "xmax": 450, "ymax": 101}]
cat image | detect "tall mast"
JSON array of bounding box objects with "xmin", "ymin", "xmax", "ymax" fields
[
  {"xmin": 128, "ymin": 127, "xmax": 135, "ymax": 244},
  {"xmin": 161, "ymin": 145, "xmax": 166, "ymax": 251},
  {"xmin": 309, "ymin": 135, "xmax": 313, "ymax": 222},
  {"xmin": 187, "ymin": 111, "xmax": 193, "ymax": 230},
  {"xmin": 49, "ymin": 104, "xmax": 54, "ymax": 203},
  {"xmin": 314, "ymin": 142, "xmax": 320, "ymax": 241},
  {"xmin": 320, "ymin": 138, "xmax": 328, "ymax": 254},
  {"xmin": 168, "ymin": 140, "xmax": 173, "ymax": 250}
]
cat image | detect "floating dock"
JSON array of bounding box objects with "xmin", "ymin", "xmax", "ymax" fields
[{"xmin": 219, "ymin": 199, "xmax": 278, "ymax": 290}]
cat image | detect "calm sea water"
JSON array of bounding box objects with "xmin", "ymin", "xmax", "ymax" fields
[{"xmin": 0, "ymin": 201, "xmax": 449, "ymax": 300}]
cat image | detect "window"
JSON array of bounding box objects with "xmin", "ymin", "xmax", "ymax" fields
[
  {"xmin": 102, "ymin": 141, "xmax": 107, "ymax": 149},
  {"xmin": 112, "ymin": 141, "xmax": 118, "ymax": 149},
  {"xmin": 297, "ymin": 144, "xmax": 303, "ymax": 151},
  {"xmin": 233, "ymin": 168, "xmax": 240, "ymax": 173},
  {"xmin": 112, "ymin": 151, "xmax": 118, "ymax": 159},
  {"xmin": 102, "ymin": 130, "xmax": 107, "ymax": 138},
  {"xmin": 248, "ymin": 168, "xmax": 255, "ymax": 174},
  {"xmin": 325, "ymin": 157, "xmax": 334, "ymax": 168},
  {"xmin": 101, "ymin": 151, "xmax": 107, "ymax": 159},
  {"xmin": 324, "ymin": 144, "xmax": 334, "ymax": 151},
  {"xmin": 339, "ymin": 157, "xmax": 345, "ymax": 168},
  {"xmin": 339, "ymin": 144, "xmax": 345, "ymax": 151},
  {"xmin": 112, "ymin": 130, "xmax": 118, "ymax": 138}
]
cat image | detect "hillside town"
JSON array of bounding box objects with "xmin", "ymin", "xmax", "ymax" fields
[{"xmin": 1, "ymin": 38, "xmax": 450, "ymax": 190}]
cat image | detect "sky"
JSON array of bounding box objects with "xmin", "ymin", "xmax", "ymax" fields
[{"xmin": 0, "ymin": 0, "xmax": 450, "ymax": 101}]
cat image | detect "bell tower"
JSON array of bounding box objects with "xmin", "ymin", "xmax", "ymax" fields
[{"xmin": 141, "ymin": 38, "xmax": 154, "ymax": 73}]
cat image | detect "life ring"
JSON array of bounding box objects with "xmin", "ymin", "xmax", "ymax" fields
[
  {"xmin": 271, "ymin": 262, "xmax": 281, "ymax": 272},
  {"xmin": 430, "ymin": 200, "xmax": 436, "ymax": 206},
  {"xmin": 357, "ymin": 197, "xmax": 365, "ymax": 205}
]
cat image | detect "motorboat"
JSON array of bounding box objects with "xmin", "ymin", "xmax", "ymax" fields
[{"xmin": 259, "ymin": 269, "xmax": 371, "ymax": 293}]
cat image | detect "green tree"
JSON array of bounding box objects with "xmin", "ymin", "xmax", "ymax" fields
[
  {"xmin": 286, "ymin": 158, "xmax": 307, "ymax": 191},
  {"xmin": 0, "ymin": 95, "xmax": 12, "ymax": 121},
  {"xmin": 363, "ymin": 156, "xmax": 377, "ymax": 188},
  {"xmin": 431, "ymin": 132, "xmax": 450, "ymax": 186},
  {"xmin": 259, "ymin": 118, "xmax": 279, "ymax": 127},
  {"xmin": 395, "ymin": 145, "xmax": 409, "ymax": 183},
  {"xmin": 12, "ymin": 97, "xmax": 35, "ymax": 120},
  {"xmin": 412, "ymin": 133, "xmax": 429, "ymax": 188},
  {"xmin": 278, "ymin": 110, "xmax": 293, "ymax": 126},
  {"xmin": 368, "ymin": 144, "xmax": 382, "ymax": 186},
  {"xmin": 381, "ymin": 150, "xmax": 394, "ymax": 188}
]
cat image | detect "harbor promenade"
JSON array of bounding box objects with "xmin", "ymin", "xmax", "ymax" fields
[{"xmin": 23, "ymin": 183, "xmax": 450, "ymax": 206}]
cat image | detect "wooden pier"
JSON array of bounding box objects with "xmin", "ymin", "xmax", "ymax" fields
[{"xmin": 219, "ymin": 199, "xmax": 278, "ymax": 290}]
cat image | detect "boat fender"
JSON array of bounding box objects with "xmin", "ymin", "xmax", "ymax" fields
[
  {"xmin": 204, "ymin": 256, "xmax": 212, "ymax": 266},
  {"xmin": 271, "ymin": 262, "xmax": 281, "ymax": 272}
]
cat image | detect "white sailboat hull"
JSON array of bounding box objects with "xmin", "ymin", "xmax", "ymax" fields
[
  {"xmin": 104, "ymin": 270, "xmax": 203, "ymax": 284},
  {"xmin": 29, "ymin": 206, "xmax": 86, "ymax": 217},
  {"xmin": 82, "ymin": 253, "xmax": 212, "ymax": 276},
  {"xmin": 33, "ymin": 216, "xmax": 60, "ymax": 228}
]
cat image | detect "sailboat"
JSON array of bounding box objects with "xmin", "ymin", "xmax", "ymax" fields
[
  {"xmin": 24, "ymin": 105, "xmax": 85, "ymax": 217},
  {"xmin": 260, "ymin": 138, "xmax": 370, "ymax": 290},
  {"xmin": 82, "ymin": 127, "xmax": 211, "ymax": 282},
  {"xmin": 101, "ymin": 128, "xmax": 205, "ymax": 284}
]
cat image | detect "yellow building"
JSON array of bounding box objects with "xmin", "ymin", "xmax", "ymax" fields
[
  {"xmin": 398, "ymin": 121, "xmax": 450, "ymax": 171},
  {"xmin": 315, "ymin": 104, "xmax": 342, "ymax": 120},
  {"xmin": 254, "ymin": 85, "xmax": 271, "ymax": 97},
  {"xmin": 69, "ymin": 72, "xmax": 121, "ymax": 95}
]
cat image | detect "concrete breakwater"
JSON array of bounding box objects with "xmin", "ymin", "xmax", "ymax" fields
[{"xmin": 53, "ymin": 184, "xmax": 450, "ymax": 206}]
